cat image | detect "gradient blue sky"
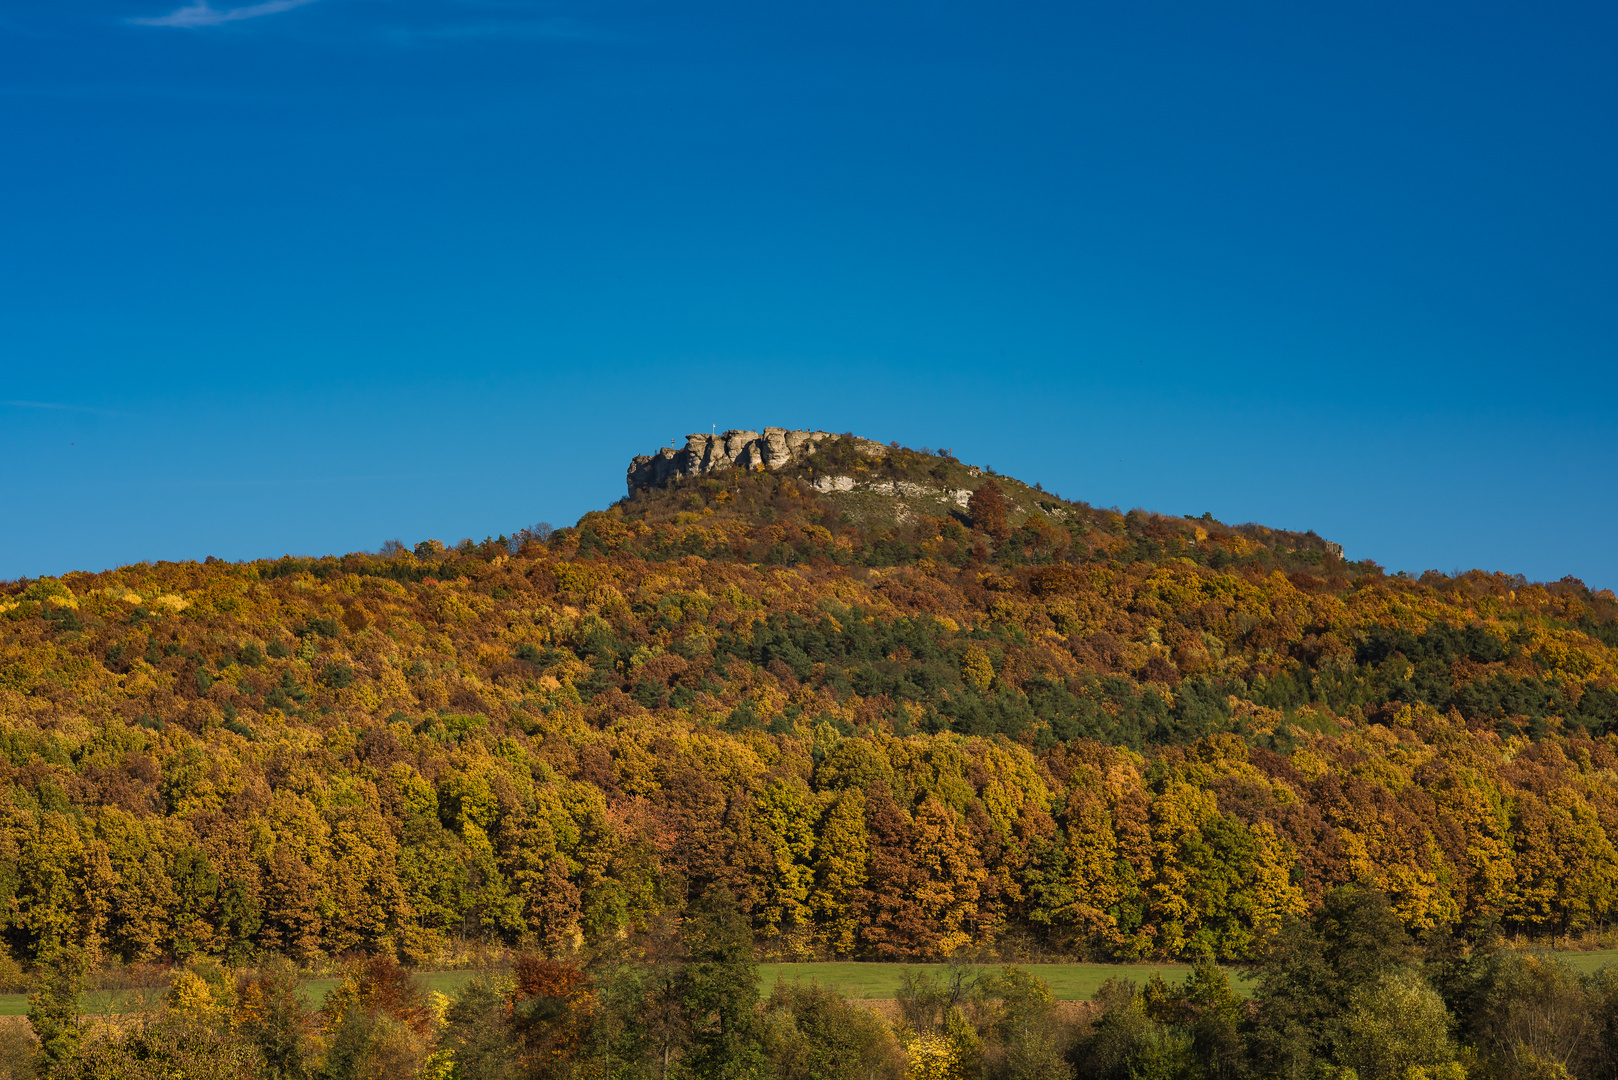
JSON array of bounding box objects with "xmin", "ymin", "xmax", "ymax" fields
[{"xmin": 3, "ymin": 1, "xmax": 1615, "ymax": 587}]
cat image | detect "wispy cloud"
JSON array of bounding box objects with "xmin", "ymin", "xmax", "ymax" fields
[{"xmin": 128, "ymin": 0, "xmax": 320, "ymax": 28}]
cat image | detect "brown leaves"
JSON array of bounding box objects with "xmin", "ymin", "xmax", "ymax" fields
[
  {"xmin": 639, "ymin": 653, "xmax": 690, "ymax": 687},
  {"xmin": 1026, "ymin": 565, "xmax": 1086, "ymax": 597},
  {"xmin": 968, "ymin": 480, "xmax": 1012, "ymax": 542},
  {"xmin": 325, "ymin": 953, "xmax": 431, "ymax": 1037},
  {"xmin": 340, "ymin": 603, "xmax": 371, "ymax": 633}
]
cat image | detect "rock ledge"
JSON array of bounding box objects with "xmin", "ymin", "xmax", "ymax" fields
[{"xmin": 627, "ymin": 429, "xmax": 884, "ymax": 494}]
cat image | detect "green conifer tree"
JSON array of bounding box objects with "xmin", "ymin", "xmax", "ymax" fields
[{"xmin": 28, "ymin": 945, "xmax": 87, "ymax": 1076}]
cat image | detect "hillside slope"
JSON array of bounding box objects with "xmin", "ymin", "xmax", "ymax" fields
[{"xmin": 2, "ymin": 436, "xmax": 1617, "ymax": 969}]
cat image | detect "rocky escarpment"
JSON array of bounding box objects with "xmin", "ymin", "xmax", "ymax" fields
[{"xmin": 626, "ymin": 428, "xmax": 885, "ymax": 494}]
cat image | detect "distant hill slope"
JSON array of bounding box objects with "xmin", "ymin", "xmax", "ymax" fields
[{"xmin": 1, "ymin": 435, "xmax": 1616, "ymax": 969}]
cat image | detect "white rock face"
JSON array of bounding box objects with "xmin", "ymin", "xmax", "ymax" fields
[
  {"xmin": 627, "ymin": 428, "xmax": 885, "ymax": 493},
  {"xmin": 812, "ymin": 475, "xmax": 857, "ymax": 493}
]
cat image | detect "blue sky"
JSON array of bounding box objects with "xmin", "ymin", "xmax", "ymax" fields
[{"xmin": 3, "ymin": 1, "xmax": 1615, "ymax": 587}]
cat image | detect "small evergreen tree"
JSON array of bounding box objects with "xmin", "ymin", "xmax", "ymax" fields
[
  {"xmin": 676, "ymin": 890, "xmax": 762, "ymax": 1080},
  {"xmin": 236, "ymin": 955, "xmax": 313, "ymax": 1080},
  {"xmin": 437, "ymin": 978, "xmax": 518, "ymax": 1080},
  {"xmin": 28, "ymin": 946, "xmax": 86, "ymax": 1077}
]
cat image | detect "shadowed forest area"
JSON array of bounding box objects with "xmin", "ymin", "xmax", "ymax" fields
[
  {"xmin": 1, "ymin": 888, "xmax": 1616, "ymax": 1079},
  {"xmin": 3, "ymin": 438, "xmax": 1618, "ymax": 1076}
]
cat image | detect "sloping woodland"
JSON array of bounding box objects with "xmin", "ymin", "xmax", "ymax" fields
[{"xmin": 2, "ymin": 438, "xmax": 1617, "ymax": 974}]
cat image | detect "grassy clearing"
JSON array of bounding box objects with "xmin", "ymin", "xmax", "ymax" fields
[
  {"xmin": 0, "ymin": 963, "xmax": 1197, "ymax": 1014},
  {"xmin": 297, "ymin": 970, "xmax": 486, "ymax": 1008},
  {"xmin": 1554, "ymin": 949, "xmax": 1618, "ymax": 975},
  {"xmin": 754, "ymin": 950, "xmax": 1618, "ymax": 1002},
  {"xmin": 0, "ymin": 969, "xmax": 489, "ymax": 1018},
  {"xmin": 1, "ymin": 951, "xmax": 1612, "ymax": 1017},
  {"xmin": 758, "ymin": 962, "xmax": 1201, "ymax": 1001}
]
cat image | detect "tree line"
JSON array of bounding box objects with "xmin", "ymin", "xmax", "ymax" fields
[{"xmin": 8, "ymin": 887, "xmax": 1618, "ymax": 1080}]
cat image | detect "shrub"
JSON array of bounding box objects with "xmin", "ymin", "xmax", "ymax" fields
[
  {"xmin": 0, "ymin": 952, "xmax": 31, "ymax": 994},
  {"xmin": 321, "ymin": 1010, "xmax": 426, "ymax": 1080},
  {"xmin": 762, "ymin": 980, "xmax": 904, "ymax": 1080},
  {"xmin": 1464, "ymin": 952, "xmax": 1597, "ymax": 1080},
  {"xmin": 975, "ymin": 967, "xmax": 1075, "ymax": 1080},
  {"xmin": 1337, "ymin": 971, "xmax": 1463, "ymax": 1080},
  {"xmin": 59, "ymin": 1018, "xmax": 265, "ymax": 1080},
  {"xmin": 0, "ymin": 1020, "xmax": 35, "ymax": 1080}
]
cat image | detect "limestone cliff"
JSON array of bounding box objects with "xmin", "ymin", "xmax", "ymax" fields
[{"xmin": 626, "ymin": 428, "xmax": 884, "ymax": 494}]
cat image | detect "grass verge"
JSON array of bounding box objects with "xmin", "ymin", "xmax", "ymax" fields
[{"xmin": 1, "ymin": 951, "xmax": 1612, "ymax": 1016}]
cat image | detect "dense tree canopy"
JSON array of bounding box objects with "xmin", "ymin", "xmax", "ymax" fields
[{"xmin": 2, "ymin": 440, "xmax": 1617, "ymax": 970}]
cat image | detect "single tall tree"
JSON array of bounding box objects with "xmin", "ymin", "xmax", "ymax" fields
[
  {"xmin": 29, "ymin": 945, "xmax": 87, "ymax": 1076},
  {"xmin": 677, "ymin": 889, "xmax": 762, "ymax": 1080},
  {"xmin": 969, "ymin": 481, "xmax": 1011, "ymax": 542}
]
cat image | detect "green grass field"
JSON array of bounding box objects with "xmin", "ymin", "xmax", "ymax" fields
[
  {"xmin": 1, "ymin": 951, "xmax": 1613, "ymax": 1017},
  {"xmin": 0, "ymin": 969, "xmax": 486, "ymax": 1018},
  {"xmin": 1552, "ymin": 949, "xmax": 1618, "ymax": 976},
  {"xmin": 758, "ymin": 962, "xmax": 1199, "ymax": 1001},
  {"xmin": 291, "ymin": 969, "xmax": 486, "ymax": 1010}
]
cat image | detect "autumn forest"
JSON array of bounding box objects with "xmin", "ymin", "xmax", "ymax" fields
[{"xmin": 2, "ymin": 437, "xmax": 1618, "ymax": 1078}]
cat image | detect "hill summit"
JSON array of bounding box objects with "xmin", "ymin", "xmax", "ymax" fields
[
  {"xmin": 627, "ymin": 427, "xmax": 880, "ymax": 492},
  {"xmin": 0, "ymin": 432, "xmax": 1616, "ymax": 971}
]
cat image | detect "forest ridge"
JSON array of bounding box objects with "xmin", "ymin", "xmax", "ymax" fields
[{"xmin": 1, "ymin": 435, "xmax": 1617, "ymax": 972}]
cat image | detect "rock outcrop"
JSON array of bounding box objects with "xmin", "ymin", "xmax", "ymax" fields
[{"xmin": 627, "ymin": 429, "xmax": 884, "ymax": 494}]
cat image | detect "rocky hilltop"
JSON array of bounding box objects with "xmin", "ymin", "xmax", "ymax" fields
[
  {"xmin": 626, "ymin": 429, "xmax": 1351, "ymax": 558},
  {"xmin": 626, "ymin": 428, "xmax": 885, "ymax": 494}
]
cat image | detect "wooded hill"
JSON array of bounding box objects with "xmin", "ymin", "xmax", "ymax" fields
[{"xmin": 2, "ymin": 437, "xmax": 1616, "ymax": 972}]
